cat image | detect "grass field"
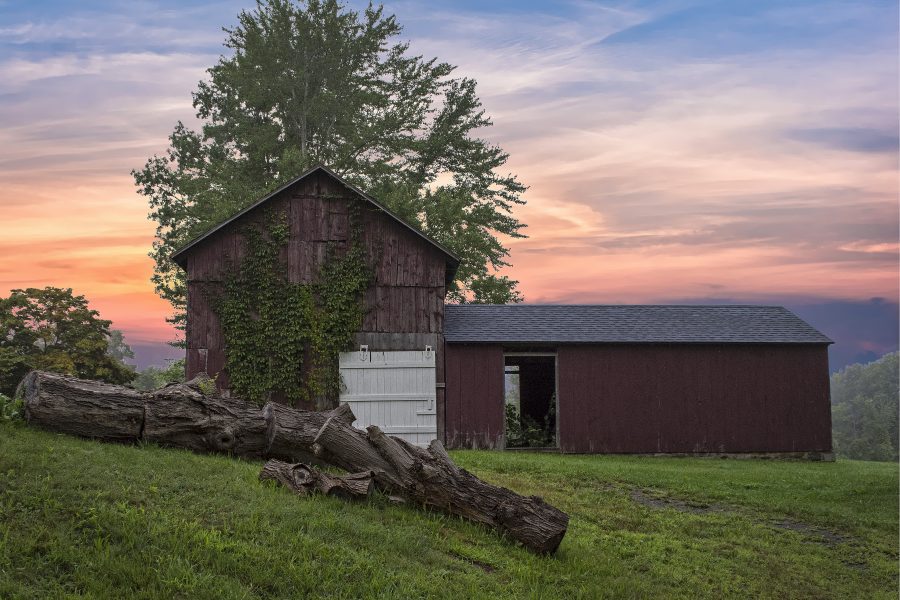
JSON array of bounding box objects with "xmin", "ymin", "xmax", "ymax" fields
[{"xmin": 0, "ymin": 422, "xmax": 896, "ymax": 599}]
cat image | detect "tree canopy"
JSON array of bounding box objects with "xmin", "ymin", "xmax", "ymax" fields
[
  {"xmin": 831, "ymin": 352, "xmax": 898, "ymax": 462},
  {"xmin": 134, "ymin": 0, "xmax": 527, "ymax": 332},
  {"xmin": 107, "ymin": 329, "xmax": 135, "ymax": 364},
  {"xmin": 131, "ymin": 359, "xmax": 187, "ymax": 391},
  {"xmin": 0, "ymin": 287, "xmax": 135, "ymax": 395}
]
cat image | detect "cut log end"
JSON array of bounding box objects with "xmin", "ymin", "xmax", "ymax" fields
[{"xmin": 496, "ymin": 496, "xmax": 570, "ymax": 554}]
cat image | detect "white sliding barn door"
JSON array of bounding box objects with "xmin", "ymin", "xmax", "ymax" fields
[{"xmin": 338, "ymin": 349, "xmax": 437, "ymax": 447}]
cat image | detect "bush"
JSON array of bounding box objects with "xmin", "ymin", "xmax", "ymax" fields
[
  {"xmin": 130, "ymin": 358, "xmax": 186, "ymax": 391},
  {"xmin": 505, "ymin": 402, "xmax": 555, "ymax": 448},
  {"xmin": 0, "ymin": 392, "xmax": 23, "ymax": 422}
]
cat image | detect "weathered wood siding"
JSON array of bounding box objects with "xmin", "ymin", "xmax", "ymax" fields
[
  {"xmin": 444, "ymin": 344, "xmax": 505, "ymax": 449},
  {"xmin": 443, "ymin": 342, "xmax": 832, "ymax": 454},
  {"xmin": 184, "ymin": 170, "xmax": 450, "ymax": 407},
  {"xmin": 556, "ymin": 344, "xmax": 832, "ymax": 454}
]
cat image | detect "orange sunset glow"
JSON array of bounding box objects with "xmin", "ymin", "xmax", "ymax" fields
[{"xmin": 1, "ymin": 1, "xmax": 897, "ymax": 371}]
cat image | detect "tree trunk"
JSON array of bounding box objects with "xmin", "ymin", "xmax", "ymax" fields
[
  {"xmin": 144, "ymin": 380, "xmax": 269, "ymax": 458},
  {"xmin": 263, "ymin": 401, "xmax": 354, "ymax": 465},
  {"xmin": 314, "ymin": 418, "xmax": 569, "ymax": 553},
  {"xmin": 18, "ymin": 371, "xmax": 144, "ymax": 442},
  {"xmin": 18, "ymin": 370, "xmax": 569, "ymax": 553}
]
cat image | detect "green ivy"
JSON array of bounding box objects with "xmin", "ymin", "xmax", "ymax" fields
[{"xmin": 211, "ymin": 204, "xmax": 369, "ymax": 406}]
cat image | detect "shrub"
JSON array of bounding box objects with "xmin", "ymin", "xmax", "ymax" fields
[{"xmin": 0, "ymin": 392, "xmax": 23, "ymax": 422}]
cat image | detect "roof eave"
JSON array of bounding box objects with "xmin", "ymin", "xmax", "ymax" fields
[{"xmin": 443, "ymin": 339, "xmax": 834, "ymax": 345}]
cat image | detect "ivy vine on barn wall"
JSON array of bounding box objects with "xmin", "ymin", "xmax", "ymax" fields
[{"xmin": 212, "ymin": 203, "xmax": 370, "ymax": 407}]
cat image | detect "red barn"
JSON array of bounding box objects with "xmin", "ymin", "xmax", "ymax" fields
[
  {"xmin": 443, "ymin": 304, "xmax": 833, "ymax": 457},
  {"xmin": 172, "ymin": 166, "xmax": 833, "ymax": 456}
]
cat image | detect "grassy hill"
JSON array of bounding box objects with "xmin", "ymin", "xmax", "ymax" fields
[{"xmin": 0, "ymin": 423, "xmax": 896, "ymax": 599}]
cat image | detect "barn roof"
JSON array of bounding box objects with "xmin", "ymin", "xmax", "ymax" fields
[
  {"xmin": 444, "ymin": 304, "xmax": 832, "ymax": 344},
  {"xmin": 170, "ymin": 164, "xmax": 460, "ymax": 272}
]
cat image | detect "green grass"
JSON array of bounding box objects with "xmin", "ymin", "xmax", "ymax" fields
[{"xmin": 0, "ymin": 423, "xmax": 896, "ymax": 599}]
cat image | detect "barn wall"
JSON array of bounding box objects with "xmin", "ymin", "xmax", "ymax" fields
[
  {"xmin": 184, "ymin": 170, "xmax": 449, "ymax": 405},
  {"xmin": 556, "ymin": 344, "xmax": 832, "ymax": 454},
  {"xmin": 444, "ymin": 344, "xmax": 505, "ymax": 449}
]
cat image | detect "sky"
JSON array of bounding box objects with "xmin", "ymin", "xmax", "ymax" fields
[{"xmin": 0, "ymin": 0, "xmax": 897, "ymax": 370}]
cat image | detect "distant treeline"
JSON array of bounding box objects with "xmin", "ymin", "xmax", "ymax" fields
[{"xmin": 831, "ymin": 352, "xmax": 898, "ymax": 462}]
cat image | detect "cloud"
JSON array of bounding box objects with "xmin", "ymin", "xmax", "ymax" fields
[
  {"xmin": 785, "ymin": 127, "xmax": 899, "ymax": 154},
  {"xmin": 384, "ymin": 0, "xmax": 898, "ymax": 307},
  {"xmin": 0, "ymin": 1, "xmax": 243, "ymax": 53},
  {"xmin": 0, "ymin": 0, "xmax": 896, "ymax": 350},
  {"xmin": 0, "ymin": 51, "xmax": 214, "ymax": 184}
]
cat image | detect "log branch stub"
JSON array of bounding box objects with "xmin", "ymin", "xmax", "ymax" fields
[
  {"xmin": 263, "ymin": 401, "xmax": 355, "ymax": 465},
  {"xmin": 313, "ymin": 416, "xmax": 401, "ymax": 488},
  {"xmin": 260, "ymin": 459, "xmax": 373, "ymax": 500},
  {"xmin": 427, "ymin": 439, "xmax": 459, "ymax": 475},
  {"xmin": 366, "ymin": 425, "xmax": 417, "ymax": 474}
]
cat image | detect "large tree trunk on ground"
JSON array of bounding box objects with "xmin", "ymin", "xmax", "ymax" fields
[
  {"xmin": 19, "ymin": 370, "xmax": 569, "ymax": 553},
  {"xmin": 314, "ymin": 418, "xmax": 570, "ymax": 553},
  {"xmin": 18, "ymin": 371, "xmax": 144, "ymax": 442}
]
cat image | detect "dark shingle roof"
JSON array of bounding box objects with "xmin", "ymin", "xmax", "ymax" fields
[{"xmin": 443, "ymin": 305, "xmax": 832, "ymax": 344}]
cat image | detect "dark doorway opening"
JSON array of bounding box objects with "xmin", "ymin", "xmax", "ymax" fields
[{"xmin": 504, "ymin": 354, "xmax": 557, "ymax": 448}]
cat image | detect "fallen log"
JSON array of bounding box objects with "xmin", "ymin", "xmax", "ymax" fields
[
  {"xmin": 18, "ymin": 370, "xmax": 569, "ymax": 553},
  {"xmin": 18, "ymin": 370, "xmax": 144, "ymax": 442},
  {"xmin": 260, "ymin": 460, "xmax": 374, "ymax": 500}
]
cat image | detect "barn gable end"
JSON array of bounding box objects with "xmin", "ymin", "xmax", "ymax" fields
[{"xmin": 173, "ymin": 166, "xmax": 457, "ymax": 419}]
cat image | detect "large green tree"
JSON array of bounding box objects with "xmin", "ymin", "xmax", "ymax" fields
[
  {"xmin": 831, "ymin": 352, "xmax": 898, "ymax": 462},
  {"xmin": 134, "ymin": 0, "xmax": 526, "ymax": 332},
  {"xmin": 0, "ymin": 287, "xmax": 135, "ymax": 395}
]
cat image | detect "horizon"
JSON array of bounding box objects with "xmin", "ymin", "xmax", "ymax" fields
[{"xmin": 1, "ymin": 0, "xmax": 897, "ymax": 372}]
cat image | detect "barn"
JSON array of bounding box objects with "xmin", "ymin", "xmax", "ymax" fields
[
  {"xmin": 443, "ymin": 304, "xmax": 833, "ymax": 456},
  {"xmin": 172, "ymin": 165, "xmax": 833, "ymax": 457}
]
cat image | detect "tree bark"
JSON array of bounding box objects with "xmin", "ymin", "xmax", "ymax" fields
[
  {"xmin": 260, "ymin": 460, "xmax": 374, "ymax": 500},
  {"xmin": 144, "ymin": 380, "xmax": 269, "ymax": 458},
  {"xmin": 18, "ymin": 370, "xmax": 569, "ymax": 553},
  {"xmin": 263, "ymin": 401, "xmax": 354, "ymax": 465},
  {"xmin": 18, "ymin": 371, "xmax": 144, "ymax": 442}
]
